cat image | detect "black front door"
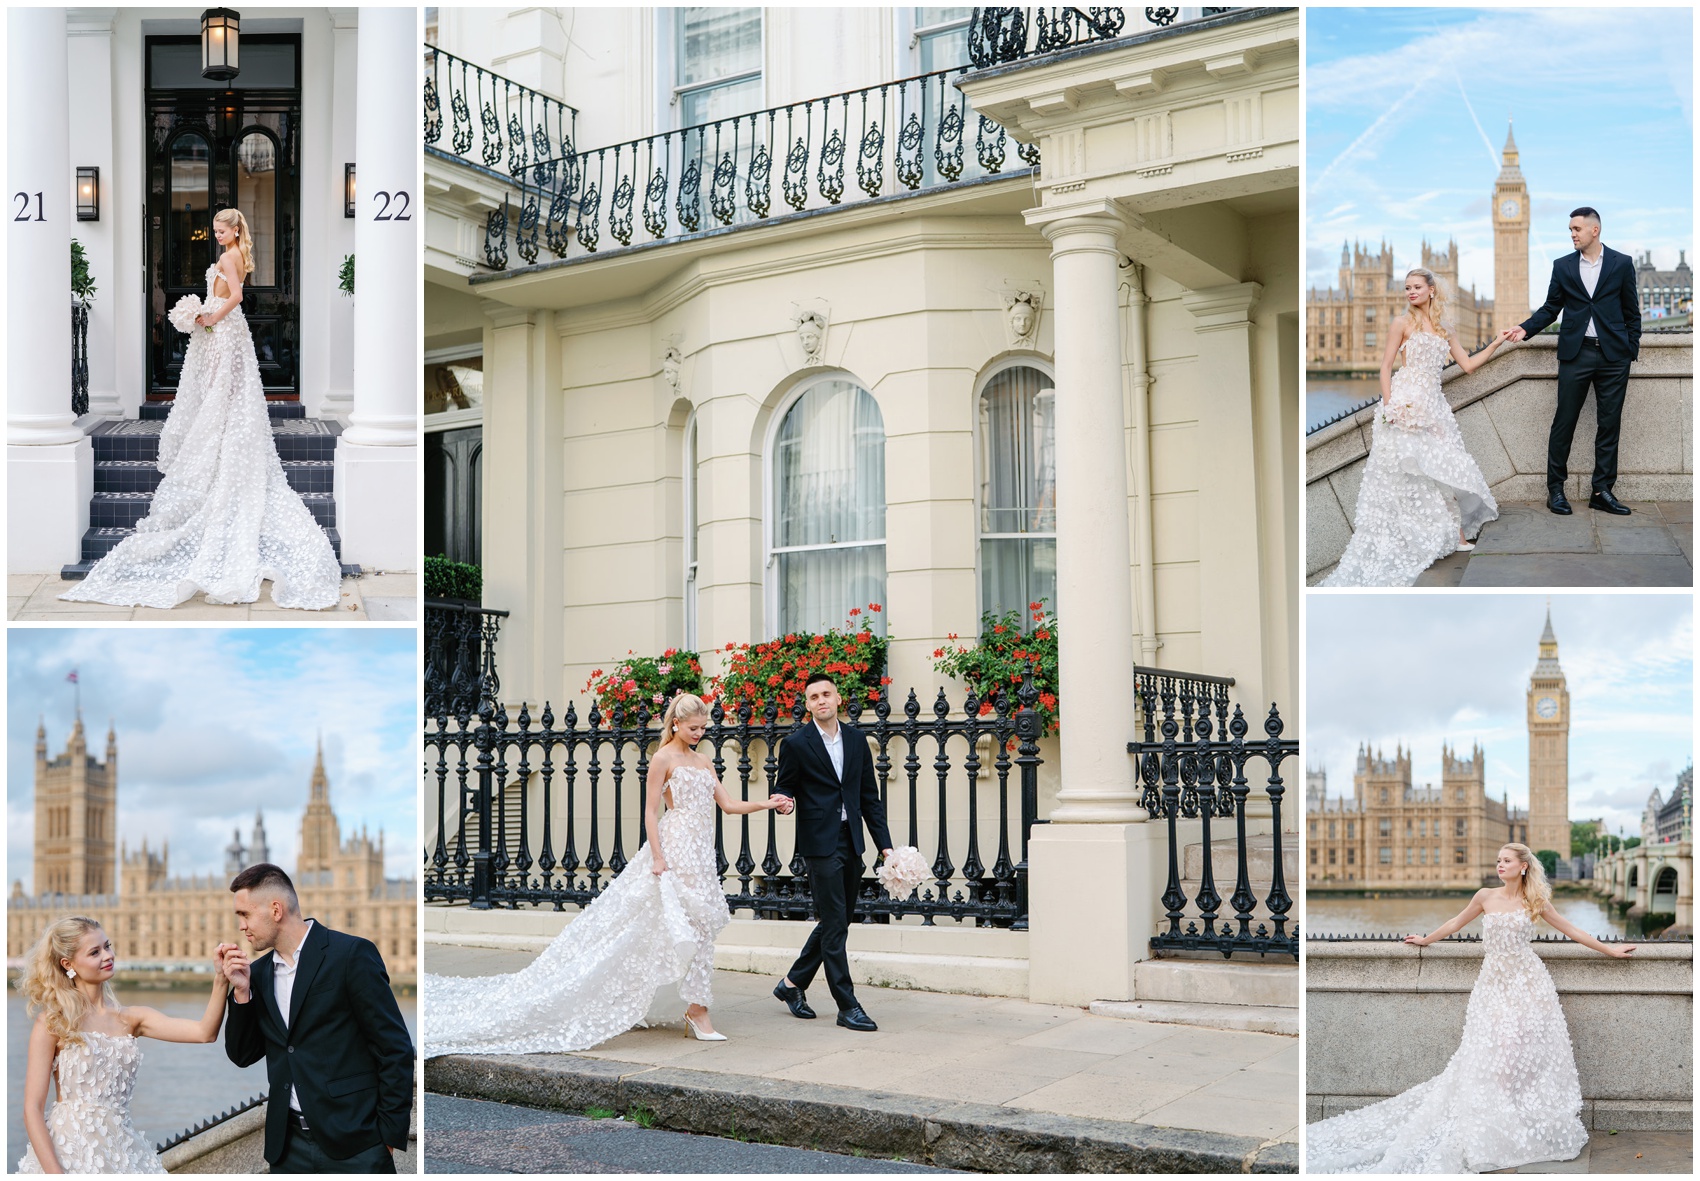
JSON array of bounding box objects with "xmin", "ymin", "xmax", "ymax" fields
[{"xmin": 146, "ymin": 34, "xmax": 301, "ymax": 401}]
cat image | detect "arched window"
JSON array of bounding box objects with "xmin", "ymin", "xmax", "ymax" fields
[
  {"xmin": 977, "ymin": 363, "xmax": 1056, "ymax": 620},
  {"xmin": 769, "ymin": 377, "xmax": 886, "ymax": 636}
]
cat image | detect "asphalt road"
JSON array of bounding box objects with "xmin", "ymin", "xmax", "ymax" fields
[{"xmin": 423, "ymin": 1093, "xmax": 951, "ymax": 1174}]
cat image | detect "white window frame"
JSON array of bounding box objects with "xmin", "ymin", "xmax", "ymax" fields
[
  {"xmin": 902, "ymin": 6, "xmax": 974, "ymax": 73},
  {"xmin": 762, "ymin": 369, "xmax": 887, "ymax": 641},
  {"xmin": 684, "ymin": 410, "xmax": 701, "ymax": 652},
  {"xmin": 972, "ymin": 354, "xmax": 1058, "ymax": 632},
  {"xmin": 659, "ymin": 6, "xmax": 766, "ymax": 134},
  {"xmin": 424, "ymin": 344, "xmax": 484, "ymax": 435}
]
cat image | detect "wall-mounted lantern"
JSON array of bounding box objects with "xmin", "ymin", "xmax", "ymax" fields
[
  {"xmin": 76, "ymin": 167, "xmax": 100, "ymax": 221},
  {"xmin": 201, "ymin": 8, "xmax": 240, "ymax": 82},
  {"xmin": 344, "ymin": 163, "xmax": 356, "ymax": 219}
]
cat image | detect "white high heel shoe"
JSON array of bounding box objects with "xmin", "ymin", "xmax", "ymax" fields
[{"xmin": 684, "ymin": 1012, "xmax": 727, "ymax": 1042}]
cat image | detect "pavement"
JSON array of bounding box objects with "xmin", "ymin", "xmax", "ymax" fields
[
  {"xmin": 1413, "ymin": 500, "xmax": 1691, "ymax": 587},
  {"xmin": 1486, "ymin": 1129, "xmax": 1692, "ymax": 1174},
  {"xmin": 7, "ymin": 571, "xmax": 417, "ymax": 620},
  {"xmin": 423, "ymin": 945, "xmax": 1299, "ymax": 1173},
  {"xmin": 424, "ymin": 1093, "xmax": 948, "ymax": 1173}
]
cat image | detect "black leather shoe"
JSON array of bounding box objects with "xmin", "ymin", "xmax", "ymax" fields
[
  {"xmin": 836, "ymin": 1005, "xmax": 878, "ymax": 1032},
  {"xmin": 1546, "ymin": 489, "xmax": 1572, "ymax": 515},
  {"xmin": 773, "ymin": 981, "xmax": 816, "ymax": 1020},
  {"xmin": 1589, "ymin": 490, "xmax": 1631, "ymax": 515}
]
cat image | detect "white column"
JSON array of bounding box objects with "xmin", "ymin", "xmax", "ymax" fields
[
  {"xmin": 335, "ymin": 5, "xmax": 419, "ymax": 571},
  {"xmin": 8, "ymin": 7, "xmax": 94, "ymax": 571}
]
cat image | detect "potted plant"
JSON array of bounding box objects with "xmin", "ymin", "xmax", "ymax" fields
[{"xmin": 932, "ymin": 600, "xmax": 1060, "ymax": 734}]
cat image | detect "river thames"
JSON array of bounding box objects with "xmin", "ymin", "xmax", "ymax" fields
[
  {"xmin": 1305, "ymin": 892, "xmax": 1637, "ymax": 939},
  {"xmin": 7, "ymin": 984, "xmax": 416, "ymax": 1171},
  {"xmin": 1306, "ymin": 375, "xmax": 1380, "ymax": 431}
]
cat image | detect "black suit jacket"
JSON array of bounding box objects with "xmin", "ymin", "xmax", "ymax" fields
[
  {"xmin": 776, "ymin": 720, "xmax": 893, "ymax": 858},
  {"xmin": 1520, "ymin": 245, "xmax": 1642, "ymax": 363},
  {"xmin": 224, "ymin": 922, "xmax": 415, "ymax": 1164}
]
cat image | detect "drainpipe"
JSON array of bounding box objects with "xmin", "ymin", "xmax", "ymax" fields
[{"xmin": 1121, "ymin": 261, "xmax": 1161, "ymax": 664}]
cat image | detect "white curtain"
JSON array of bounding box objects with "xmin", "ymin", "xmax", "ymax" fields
[
  {"xmin": 676, "ymin": 7, "xmax": 762, "ymax": 126},
  {"xmin": 773, "ymin": 379, "xmax": 886, "ymax": 636},
  {"xmin": 978, "ymin": 366, "xmax": 1057, "ymax": 619}
]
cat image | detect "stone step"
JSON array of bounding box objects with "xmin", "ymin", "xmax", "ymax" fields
[
  {"xmin": 62, "ymin": 529, "xmax": 355, "ymax": 580},
  {"xmin": 1183, "ymin": 833, "xmax": 1299, "ymax": 883},
  {"xmin": 93, "ymin": 457, "xmax": 332, "ymax": 496},
  {"xmin": 90, "ymin": 417, "xmax": 339, "ymax": 463},
  {"xmin": 1134, "ymin": 958, "xmax": 1298, "ymax": 1007},
  {"xmin": 141, "ymin": 399, "xmax": 305, "ymax": 420},
  {"xmin": 1090, "ymin": 999, "xmax": 1297, "ymax": 1036},
  {"xmin": 87, "ymin": 489, "xmax": 334, "ymax": 530}
]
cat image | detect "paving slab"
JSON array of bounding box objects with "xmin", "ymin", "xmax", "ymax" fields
[
  {"xmin": 5, "ymin": 572, "xmax": 417, "ymax": 620},
  {"xmin": 1458, "ymin": 553, "xmax": 1694, "ymax": 587},
  {"xmin": 423, "ymin": 945, "xmax": 1298, "ymax": 1172},
  {"xmin": 1485, "ymin": 1128, "xmax": 1692, "ymax": 1174}
]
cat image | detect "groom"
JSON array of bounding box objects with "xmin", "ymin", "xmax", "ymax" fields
[
  {"xmin": 221, "ymin": 863, "xmax": 414, "ymax": 1173},
  {"xmin": 1507, "ymin": 206, "xmax": 1642, "ymax": 516},
  {"xmin": 770, "ymin": 671, "xmax": 893, "ymax": 1032}
]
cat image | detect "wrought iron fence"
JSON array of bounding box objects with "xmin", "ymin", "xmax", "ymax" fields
[
  {"xmin": 424, "ymin": 599, "xmax": 507, "ymax": 720},
  {"xmin": 71, "ymin": 300, "xmax": 89, "ymax": 416},
  {"xmin": 425, "ymin": 676, "xmax": 1046, "ymax": 928},
  {"xmin": 424, "ymin": 45, "xmax": 579, "ymax": 183},
  {"xmin": 1130, "ymin": 670, "xmax": 1298, "ymax": 960},
  {"xmin": 475, "ymin": 66, "xmax": 1038, "ymax": 269},
  {"xmin": 1305, "ymin": 931, "xmax": 1686, "ymax": 943},
  {"xmin": 967, "ymin": 7, "xmax": 1239, "ymax": 67}
]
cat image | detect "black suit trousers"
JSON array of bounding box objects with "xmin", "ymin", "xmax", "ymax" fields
[
  {"xmin": 1549, "ymin": 343, "xmax": 1630, "ymax": 495},
  {"xmin": 274, "ymin": 1124, "xmax": 395, "ymax": 1174},
  {"xmin": 787, "ymin": 822, "xmax": 863, "ymax": 1011}
]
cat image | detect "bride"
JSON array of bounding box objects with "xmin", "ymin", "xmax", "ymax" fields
[
  {"xmin": 1307, "ymin": 844, "xmax": 1635, "ymax": 1174},
  {"xmin": 60, "ymin": 208, "xmax": 342, "ymax": 610},
  {"xmin": 422, "ymin": 693, "xmax": 790, "ymax": 1056},
  {"xmin": 1322, "ymin": 267, "xmax": 1509, "ymax": 587},
  {"xmin": 18, "ymin": 916, "xmax": 237, "ymax": 1174}
]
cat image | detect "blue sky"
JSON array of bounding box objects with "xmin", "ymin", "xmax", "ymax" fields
[
  {"xmin": 1307, "ymin": 595, "xmax": 1692, "ymax": 840},
  {"xmin": 8, "ymin": 629, "xmax": 418, "ymax": 887},
  {"xmin": 1307, "ymin": 7, "xmax": 1693, "ymax": 301}
]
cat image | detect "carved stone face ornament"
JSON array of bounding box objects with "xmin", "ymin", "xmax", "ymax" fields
[
  {"xmin": 797, "ymin": 313, "xmax": 825, "ymax": 361},
  {"xmin": 1007, "ymin": 293, "xmax": 1039, "ymax": 342},
  {"xmin": 662, "ymin": 345, "xmax": 682, "ymax": 389}
]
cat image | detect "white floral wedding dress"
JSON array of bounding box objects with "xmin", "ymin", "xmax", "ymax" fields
[
  {"xmin": 15, "ymin": 1031, "xmax": 166, "ymax": 1174},
  {"xmin": 1306, "ymin": 911, "xmax": 1589, "ymax": 1173},
  {"xmin": 1322, "ymin": 330, "xmax": 1499, "ymax": 587},
  {"xmin": 60, "ymin": 263, "xmax": 341, "ymax": 610},
  {"xmin": 422, "ymin": 765, "xmax": 731, "ymax": 1056}
]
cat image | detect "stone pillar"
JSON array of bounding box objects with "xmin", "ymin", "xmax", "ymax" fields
[
  {"xmin": 1023, "ymin": 204, "xmax": 1161, "ymax": 1006},
  {"xmin": 8, "ymin": 6, "xmax": 93, "ymax": 572},
  {"xmin": 334, "ymin": 5, "xmax": 418, "ymax": 571}
]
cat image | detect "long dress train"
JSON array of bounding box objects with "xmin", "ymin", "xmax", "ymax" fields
[
  {"xmin": 60, "ymin": 263, "xmax": 341, "ymax": 610},
  {"xmin": 421, "ymin": 765, "xmax": 731, "ymax": 1056},
  {"xmin": 1305, "ymin": 911, "xmax": 1589, "ymax": 1173},
  {"xmin": 15, "ymin": 1031, "xmax": 167, "ymax": 1174},
  {"xmin": 1322, "ymin": 330, "xmax": 1500, "ymax": 587}
]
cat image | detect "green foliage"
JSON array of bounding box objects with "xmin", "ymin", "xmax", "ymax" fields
[
  {"xmin": 1624, "ymin": 836, "xmax": 1642, "ymax": 850},
  {"xmin": 931, "ymin": 600, "xmax": 1060, "ymax": 735},
  {"xmin": 628, "ymin": 1105, "xmax": 657, "ymax": 1130},
  {"xmin": 581, "ymin": 649, "xmax": 707, "ymax": 724},
  {"xmin": 1571, "ymin": 820, "xmax": 1600, "ymax": 858},
  {"xmin": 338, "ymin": 253, "xmax": 355, "ymax": 296},
  {"xmin": 1535, "ymin": 849, "xmax": 1560, "ymax": 878},
  {"xmin": 423, "ymin": 555, "xmax": 481, "ymax": 601},
  {"xmin": 71, "ymin": 240, "xmax": 97, "ymax": 302},
  {"xmin": 584, "ymin": 1106, "xmax": 616, "ymax": 1120},
  {"xmin": 713, "ymin": 604, "xmax": 889, "ymax": 718}
]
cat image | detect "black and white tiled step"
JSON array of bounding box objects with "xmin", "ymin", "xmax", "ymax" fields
[{"xmin": 61, "ymin": 408, "xmax": 358, "ymax": 581}]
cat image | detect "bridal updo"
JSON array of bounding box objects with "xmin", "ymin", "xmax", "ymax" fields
[
  {"xmin": 660, "ymin": 693, "xmax": 711, "ymax": 743},
  {"xmin": 21, "ymin": 916, "xmax": 119, "ymax": 1047},
  {"xmin": 1502, "ymin": 842, "xmax": 1553, "ymax": 923},
  {"xmin": 214, "ymin": 208, "xmax": 255, "ymax": 277},
  {"xmin": 1404, "ymin": 267, "xmax": 1453, "ymax": 341}
]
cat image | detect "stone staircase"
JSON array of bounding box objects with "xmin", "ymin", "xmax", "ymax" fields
[{"xmin": 60, "ymin": 402, "xmax": 358, "ymax": 581}]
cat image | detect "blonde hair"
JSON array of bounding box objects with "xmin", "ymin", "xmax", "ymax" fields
[
  {"xmin": 214, "ymin": 208, "xmax": 254, "ymax": 277},
  {"xmin": 1404, "ymin": 267, "xmax": 1452, "ymax": 341},
  {"xmin": 21, "ymin": 917, "xmax": 119, "ymax": 1048},
  {"xmin": 659, "ymin": 692, "xmax": 710, "ymax": 742},
  {"xmin": 1502, "ymin": 843, "xmax": 1552, "ymax": 923}
]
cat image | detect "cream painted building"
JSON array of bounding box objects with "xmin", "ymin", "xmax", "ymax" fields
[{"xmin": 425, "ymin": 6, "xmax": 1298, "ymax": 1006}]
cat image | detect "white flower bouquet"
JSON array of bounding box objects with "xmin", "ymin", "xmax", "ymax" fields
[
  {"xmin": 875, "ymin": 846, "xmax": 930, "ymax": 900},
  {"xmin": 1378, "ymin": 396, "xmax": 1424, "ymax": 430},
  {"xmin": 168, "ymin": 294, "xmax": 211, "ymax": 335}
]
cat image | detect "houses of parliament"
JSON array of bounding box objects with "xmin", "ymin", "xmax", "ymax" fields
[
  {"xmin": 1306, "ymin": 609, "xmax": 1574, "ymax": 888},
  {"xmin": 6, "ymin": 718, "xmax": 417, "ymax": 978}
]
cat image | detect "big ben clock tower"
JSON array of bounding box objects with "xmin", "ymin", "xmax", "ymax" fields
[
  {"xmin": 1527, "ymin": 604, "xmax": 1570, "ymax": 856},
  {"xmin": 1493, "ymin": 121, "xmax": 1530, "ymax": 338}
]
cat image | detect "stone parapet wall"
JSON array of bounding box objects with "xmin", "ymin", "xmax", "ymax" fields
[
  {"xmin": 1305, "ymin": 940, "xmax": 1693, "ymax": 1127},
  {"xmin": 1307, "ymin": 334, "xmax": 1693, "ymax": 578}
]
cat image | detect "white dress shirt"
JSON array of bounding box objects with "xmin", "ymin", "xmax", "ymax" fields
[
  {"xmin": 271, "ymin": 919, "xmax": 314, "ymax": 1114},
  {"xmin": 814, "ymin": 719, "xmax": 848, "ymax": 821},
  {"xmin": 1578, "ymin": 249, "xmax": 1603, "ymax": 339}
]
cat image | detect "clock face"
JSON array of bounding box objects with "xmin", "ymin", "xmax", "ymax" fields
[
  {"xmin": 1536, "ymin": 696, "xmax": 1558, "ymax": 719},
  {"xmin": 1500, "ymin": 198, "xmax": 1520, "ymax": 219}
]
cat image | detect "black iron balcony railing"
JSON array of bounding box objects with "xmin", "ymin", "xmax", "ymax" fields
[
  {"xmin": 71, "ymin": 300, "xmax": 89, "ymax": 416},
  {"xmin": 424, "ymin": 45, "xmax": 579, "ymax": 183},
  {"xmin": 424, "ymin": 599, "xmax": 507, "ymax": 721},
  {"xmin": 476, "ymin": 66, "xmax": 1038, "ymax": 270},
  {"xmin": 967, "ymin": 7, "xmax": 1239, "ymax": 67},
  {"xmin": 1129, "ymin": 668, "xmax": 1298, "ymax": 960}
]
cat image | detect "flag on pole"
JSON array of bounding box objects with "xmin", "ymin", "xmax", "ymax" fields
[{"xmin": 67, "ymin": 669, "xmax": 79, "ymax": 683}]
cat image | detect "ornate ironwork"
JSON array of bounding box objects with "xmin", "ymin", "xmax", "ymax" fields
[
  {"xmin": 424, "ymin": 599, "xmax": 508, "ymax": 721},
  {"xmin": 474, "ymin": 65, "xmax": 1035, "ymax": 269},
  {"xmin": 968, "ymin": 7, "xmax": 1129, "ymax": 67},
  {"xmin": 1129, "ymin": 670, "xmax": 1299, "ymax": 960},
  {"xmin": 71, "ymin": 300, "xmax": 90, "ymax": 416},
  {"xmin": 424, "ymin": 672, "xmax": 1045, "ymax": 926},
  {"xmin": 424, "ymin": 45, "xmax": 578, "ymax": 183}
]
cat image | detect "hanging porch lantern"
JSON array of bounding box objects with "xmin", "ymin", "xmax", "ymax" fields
[
  {"xmin": 201, "ymin": 8, "xmax": 240, "ymax": 82},
  {"xmin": 76, "ymin": 167, "xmax": 100, "ymax": 221}
]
